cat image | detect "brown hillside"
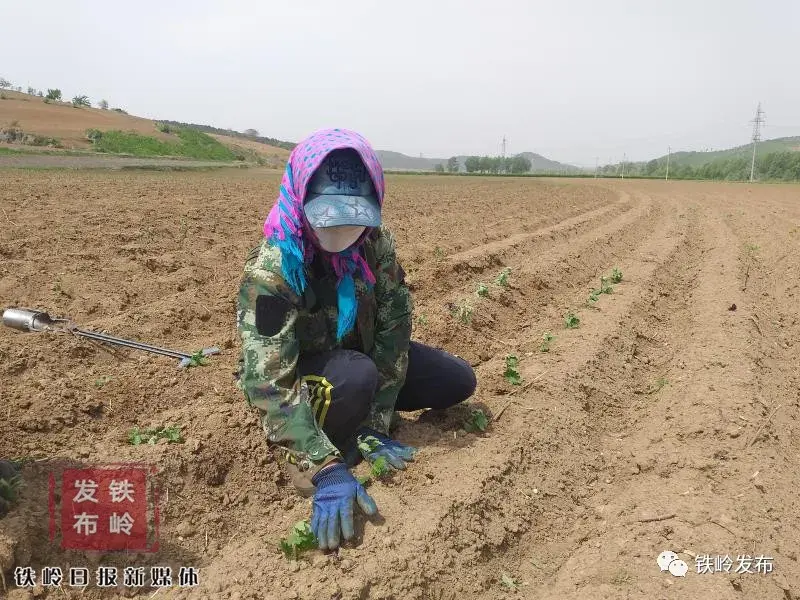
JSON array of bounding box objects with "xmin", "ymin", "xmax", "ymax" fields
[
  {"xmin": 0, "ymin": 90, "xmax": 168, "ymax": 149},
  {"xmin": 211, "ymin": 133, "xmax": 290, "ymax": 160},
  {"xmin": 0, "ymin": 90, "xmax": 289, "ymax": 157}
]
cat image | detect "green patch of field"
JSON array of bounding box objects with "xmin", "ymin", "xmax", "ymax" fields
[{"xmin": 91, "ymin": 127, "xmax": 237, "ymax": 161}]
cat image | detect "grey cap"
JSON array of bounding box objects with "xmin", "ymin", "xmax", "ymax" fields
[{"xmin": 303, "ymin": 149, "xmax": 382, "ymax": 229}]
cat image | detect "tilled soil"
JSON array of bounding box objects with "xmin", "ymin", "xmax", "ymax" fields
[{"xmin": 1, "ymin": 169, "xmax": 798, "ymax": 599}]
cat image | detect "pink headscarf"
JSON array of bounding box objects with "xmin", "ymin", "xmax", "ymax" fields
[{"xmin": 263, "ymin": 128, "xmax": 386, "ymax": 340}]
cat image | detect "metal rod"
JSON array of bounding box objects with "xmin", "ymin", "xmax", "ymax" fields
[{"xmin": 72, "ymin": 328, "xmax": 189, "ymax": 359}]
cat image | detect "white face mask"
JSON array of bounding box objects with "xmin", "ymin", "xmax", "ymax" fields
[{"xmin": 312, "ymin": 225, "xmax": 367, "ymax": 253}]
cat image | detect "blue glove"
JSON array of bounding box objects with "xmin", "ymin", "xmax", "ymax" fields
[
  {"xmin": 311, "ymin": 462, "xmax": 377, "ymax": 550},
  {"xmin": 356, "ymin": 427, "xmax": 418, "ymax": 470}
]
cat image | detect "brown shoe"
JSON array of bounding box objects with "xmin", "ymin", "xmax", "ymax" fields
[{"xmin": 284, "ymin": 460, "xmax": 315, "ymax": 498}]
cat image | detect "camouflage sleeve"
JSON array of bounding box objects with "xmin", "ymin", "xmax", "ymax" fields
[
  {"xmin": 365, "ymin": 226, "xmax": 413, "ymax": 433},
  {"xmin": 237, "ymin": 246, "xmax": 340, "ymax": 472}
]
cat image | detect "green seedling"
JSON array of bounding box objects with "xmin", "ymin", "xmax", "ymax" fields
[
  {"xmin": 357, "ymin": 456, "xmax": 391, "ymax": 486},
  {"xmin": 186, "ymin": 350, "xmax": 209, "ymax": 368},
  {"xmin": 451, "ymin": 300, "xmax": 474, "ymax": 324},
  {"xmin": 600, "ymin": 276, "xmax": 613, "ymax": 295},
  {"xmin": 540, "ymin": 332, "xmax": 555, "ymax": 353},
  {"xmin": 476, "ymin": 283, "xmax": 489, "ymax": 298},
  {"xmin": 496, "ymin": 267, "xmax": 512, "ymax": 287},
  {"xmin": 646, "ymin": 377, "xmax": 669, "ymax": 395},
  {"xmin": 279, "ymin": 520, "xmax": 318, "ymax": 560},
  {"xmin": 434, "ymin": 246, "xmax": 445, "ymax": 259},
  {"xmin": 94, "ymin": 375, "xmax": 112, "ymax": 388},
  {"xmin": 611, "ymin": 267, "xmax": 623, "ymax": 283},
  {"xmin": 0, "ymin": 474, "xmax": 22, "ymax": 504},
  {"xmin": 0, "ymin": 474, "xmax": 22, "ymax": 517},
  {"xmin": 369, "ymin": 456, "xmax": 390, "ymax": 479},
  {"xmin": 464, "ymin": 408, "xmax": 489, "ymax": 433},
  {"xmin": 504, "ymin": 354, "xmax": 522, "ymax": 386},
  {"xmin": 500, "ymin": 572, "xmax": 521, "ymax": 591},
  {"xmin": 415, "ymin": 314, "xmax": 428, "ymax": 326},
  {"xmin": 564, "ymin": 313, "xmax": 580, "ymax": 329},
  {"xmin": 357, "ymin": 435, "xmax": 383, "ymax": 458},
  {"xmin": 588, "ymin": 290, "xmax": 600, "ymax": 304},
  {"xmin": 128, "ymin": 425, "xmax": 183, "ymax": 446}
]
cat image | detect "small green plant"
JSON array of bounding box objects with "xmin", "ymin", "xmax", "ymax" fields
[
  {"xmin": 94, "ymin": 375, "xmax": 112, "ymax": 388},
  {"xmin": 564, "ymin": 313, "xmax": 580, "ymax": 329},
  {"xmin": 540, "ymin": 332, "xmax": 555, "ymax": 352},
  {"xmin": 476, "ymin": 283, "xmax": 489, "ymax": 298},
  {"xmin": 600, "ymin": 276, "xmax": 613, "ymax": 295},
  {"xmin": 279, "ymin": 520, "xmax": 318, "ymax": 560},
  {"xmin": 0, "ymin": 93, "xmax": 6, "ymax": 100},
  {"xmin": 415, "ymin": 314, "xmax": 428, "ymax": 326},
  {"xmin": 496, "ymin": 267, "xmax": 511, "ymax": 287},
  {"xmin": 356, "ymin": 436, "xmax": 391, "ymax": 484},
  {"xmin": 85, "ymin": 128, "xmax": 102, "ymax": 142},
  {"xmin": 611, "ymin": 267, "xmax": 623, "ymax": 283},
  {"xmin": 0, "ymin": 473, "xmax": 22, "ymax": 517},
  {"xmin": 504, "ymin": 354, "xmax": 522, "ymax": 385},
  {"xmin": 434, "ymin": 246, "xmax": 445, "ymax": 259},
  {"xmin": 369, "ymin": 456, "xmax": 390, "ymax": 479},
  {"xmin": 464, "ymin": 408, "xmax": 489, "ymax": 432},
  {"xmin": 46, "ymin": 88, "xmax": 62, "ymax": 101},
  {"xmin": 500, "ymin": 572, "xmax": 521, "ymax": 591},
  {"xmin": 0, "ymin": 474, "xmax": 22, "ymax": 504},
  {"xmin": 588, "ymin": 290, "xmax": 600, "ymax": 304},
  {"xmin": 647, "ymin": 377, "xmax": 669, "ymax": 395},
  {"xmin": 156, "ymin": 122, "xmax": 172, "ymax": 133},
  {"xmin": 186, "ymin": 350, "xmax": 209, "ymax": 367},
  {"xmin": 451, "ymin": 300, "xmax": 473, "ymax": 324},
  {"xmin": 128, "ymin": 425, "xmax": 183, "ymax": 445}
]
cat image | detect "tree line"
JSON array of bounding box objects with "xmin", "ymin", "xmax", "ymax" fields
[
  {"xmin": 433, "ymin": 155, "xmax": 533, "ymax": 174},
  {"xmin": 601, "ymin": 151, "xmax": 800, "ymax": 182}
]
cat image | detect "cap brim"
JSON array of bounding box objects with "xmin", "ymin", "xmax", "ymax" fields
[{"xmin": 303, "ymin": 194, "xmax": 381, "ymax": 229}]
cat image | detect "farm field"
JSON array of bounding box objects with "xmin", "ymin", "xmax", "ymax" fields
[{"xmin": 1, "ymin": 170, "xmax": 799, "ymax": 599}]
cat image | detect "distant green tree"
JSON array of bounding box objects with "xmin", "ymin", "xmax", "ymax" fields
[
  {"xmin": 98, "ymin": 99, "xmax": 109, "ymax": 110},
  {"xmin": 478, "ymin": 156, "xmax": 493, "ymax": 173},
  {"xmin": 244, "ymin": 128, "xmax": 259, "ymax": 137},
  {"xmin": 465, "ymin": 156, "xmax": 480, "ymax": 173},
  {"xmin": 72, "ymin": 95, "xmax": 90, "ymax": 108},
  {"xmin": 510, "ymin": 155, "xmax": 532, "ymax": 174},
  {"xmin": 447, "ymin": 156, "xmax": 459, "ymax": 173},
  {"xmin": 46, "ymin": 89, "xmax": 62, "ymax": 101},
  {"xmin": 434, "ymin": 163, "xmax": 445, "ymax": 173},
  {"xmin": 26, "ymin": 86, "xmax": 37, "ymax": 96},
  {"xmin": 0, "ymin": 78, "xmax": 11, "ymax": 89}
]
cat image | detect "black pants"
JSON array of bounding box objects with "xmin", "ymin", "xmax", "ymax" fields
[{"xmin": 297, "ymin": 341, "xmax": 477, "ymax": 450}]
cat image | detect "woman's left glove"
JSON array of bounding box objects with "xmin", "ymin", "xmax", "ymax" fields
[
  {"xmin": 311, "ymin": 462, "xmax": 377, "ymax": 550},
  {"xmin": 356, "ymin": 427, "xmax": 418, "ymax": 470}
]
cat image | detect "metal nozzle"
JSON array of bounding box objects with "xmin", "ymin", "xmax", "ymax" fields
[{"xmin": 2, "ymin": 308, "xmax": 61, "ymax": 332}]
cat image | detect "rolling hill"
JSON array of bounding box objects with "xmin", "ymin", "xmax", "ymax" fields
[
  {"xmin": 375, "ymin": 150, "xmax": 582, "ymax": 173},
  {"xmin": 652, "ymin": 136, "xmax": 800, "ymax": 168},
  {"xmin": 0, "ymin": 89, "xmax": 289, "ymax": 161}
]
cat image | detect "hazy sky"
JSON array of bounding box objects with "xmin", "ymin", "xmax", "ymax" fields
[{"xmin": 3, "ymin": 0, "xmax": 799, "ymax": 166}]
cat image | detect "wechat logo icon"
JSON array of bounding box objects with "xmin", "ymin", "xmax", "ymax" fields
[{"xmin": 658, "ymin": 550, "xmax": 689, "ymax": 577}]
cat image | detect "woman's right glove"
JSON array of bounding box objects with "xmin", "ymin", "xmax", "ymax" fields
[{"xmin": 311, "ymin": 462, "xmax": 377, "ymax": 550}]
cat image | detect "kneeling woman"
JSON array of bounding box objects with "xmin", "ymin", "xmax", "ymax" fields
[{"xmin": 237, "ymin": 128, "xmax": 476, "ymax": 549}]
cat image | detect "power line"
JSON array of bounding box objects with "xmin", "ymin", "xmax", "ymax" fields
[{"xmin": 749, "ymin": 102, "xmax": 765, "ymax": 182}]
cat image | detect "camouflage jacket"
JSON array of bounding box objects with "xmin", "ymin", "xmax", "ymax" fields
[{"xmin": 236, "ymin": 226, "xmax": 413, "ymax": 473}]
